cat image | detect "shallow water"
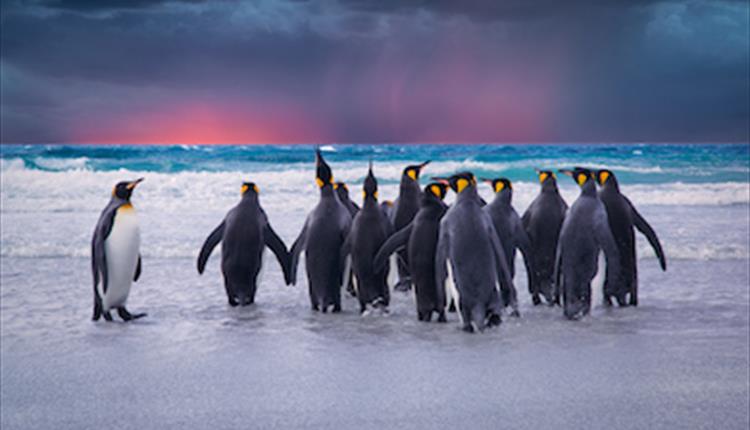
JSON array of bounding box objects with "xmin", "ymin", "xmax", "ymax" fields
[
  {"xmin": 1, "ymin": 256, "xmax": 748, "ymax": 429},
  {"xmin": 1, "ymin": 144, "xmax": 749, "ymax": 429}
]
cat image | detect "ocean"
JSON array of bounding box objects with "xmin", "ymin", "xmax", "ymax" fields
[{"xmin": 1, "ymin": 143, "xmax": 749, "ymax": 429}]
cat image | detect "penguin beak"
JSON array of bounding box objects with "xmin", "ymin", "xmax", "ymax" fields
[
  {"xmin": 418, "ymin": 160, "xmax": 431, "ymax": 170},
  {"xmin": 127, "ymin": 178, "xmax": 145, "ymax": 189},
  {"xmin": 558, "ymin": 169, "xmax": 574, "ymax": 178},
  {"xmin": 480, "ymin": 177, "xmax": 494, "ymax": 185}
]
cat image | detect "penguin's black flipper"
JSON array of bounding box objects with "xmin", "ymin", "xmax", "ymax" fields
[
  {"xmin": 487, "ymin": 221, "xmax": 517, "ymax": 312},
  {"xmin": 92, "ymin": 204, "xmax": 118, "ymax": 296},
  {"xmin": 372, "ymin": 223, "xmax": 412, "ymax": 273},
  {"xmin": 627, "ymin": 198, "xmax": 666, "ymax": 271},
  {"xmin": 594, "ymin": 210, "xmax": 624, "ymax": 301},
  {"xmin": 133, "ymin": 254, "xmax": 142, "ymax": 282},
  {"xmin": 289, "ymin": 222, "xmax": 309, "ymax": 286},
  {"xmin": 435, "ymin": 225, "xmax": 450, "ymax": 304},
  {"xmin": 514, "ymin": 220, "xmax": 536, "ymax": 295},
  {"xmin": 197, "ymin": 221, "xmax": 225, "ymax": 274},
  {"xmin": 263, "ymin": 223, "xmax": 291, "ymax": 284}
]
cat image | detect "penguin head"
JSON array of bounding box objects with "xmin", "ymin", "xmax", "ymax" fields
[
  {"xmin": 559, "ymin": 167, "xmax": 594, "ymax": 188},
  {"xmin": 362, "ymin": 162, "xmax": 378, "ymax": 201},
  {"xmin": 112, "ymin": 178, "xmax": 144, "ymax": 200},
  {"xmin": 595, "ymin": 169, "xmax": 619, "ymax": 189},
  {"xmin": 535, "ymin": 169, "xmax": 558, "ymax": 187},
  {"xmin": 315, "ymin": 149, "xmax": 334, "ymax": 189},
  {"xmin": 433, "ymin": 171, "xmax": 476, "ymax": 194},
  {"xmin": 403, "ymin": 160, "xmax": 430, "ymax": 182},
  {"xmin": 334, "ymin": 182, "xmax": 349, "ymax": 199},
  {"xmin": 482, "ymin": 177, "xmax": 512, "ymax": 194},
  {"xmin": 424, "ymin": 182, "xmax": 449, "ymax": 200},
  {"xmin": 241, "ymin": 181, "xmax": 259, "ymax": 196}
]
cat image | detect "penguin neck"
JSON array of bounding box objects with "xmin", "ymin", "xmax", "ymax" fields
[
  {"xmin": 579, "ymin": 181, "xmax": 597, "ymax": 197},
  {"xmin": 319, "ymin": 185, "xmax": 335, "ymax": 198},
  {"xmin": 420, "ymin": 194, "xmax": 443, "ymax": 209},
  {"xmin": 111, "ymin": 196, "xmax": 130, "ymax": 206},
  {"xmin": 456, "ymin": 186, "xmax": 479, "ymax": 203},
  {"xmin": 541, "ymin": 181, "xmax": 560, "ymax": 194},
  {"xmin": 363, "ymin": 195, "xmax": 379, "ymax": 209},
  {"xmin": 240, "ymin": 193, "xmax": 258, "ymax": 205},
  {"xmin": 601, "ymin": 180, "xmax": 620, "ymax": 193},
  {"xmin": 491, "ymin": 190, "xmax": 512, "ymax": 206},
  {"xmin": 399, "ymin": 178, "xmax": 420, "ymax": 197}
]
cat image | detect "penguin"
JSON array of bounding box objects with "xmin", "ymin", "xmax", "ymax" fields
[
  {"xmin": 481, "ymin": 177, "xmax": 535, "ymax": 307},
  {"xmin": 521, "ymin": 169, "xmax": 568, "ymax": 305},
  {"xmin": 595, "ymin": 169, "xmax": 666, "ymax": 306},
  {"xmin": 380, "ymin": 200, "xmax": 394, "ymax": 220},
  {"xmin": 197, "ymin": 182, "xmax": 291, "ymax": 306},
  {"xmin": 390, "ymin": 160, "xmax": 431, "ymax": 291},
  {"xmin": 90, "ymin": 178, "xmax": 147, "ymax": 322},
  {"xmin": 373, "ymin": 182, "xmax": 449, "ymax": 322},
  {"xmin": 335, "ymin": 182, "xmax": 360, "ymax": 217},
  {"xmin": 434, "ymin": 172, "xmax": 516, "ymax": 332},
  {"xmin": 340, "ymin": 163, "xmax": 392, "ymax": 313},
  {"xmin": 335, "ymin": 181, "xmax": 359, "ymax": 297},
  {"xmin": 555, "ymin": 167, "xmax": 623, "ymax": 319},
  {"xmin": 289, "ymin": 150, "xmax": 352, "ymax": 312}
]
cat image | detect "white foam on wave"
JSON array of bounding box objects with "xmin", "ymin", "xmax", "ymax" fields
[{"xmin": 1, "ymin": 163, "xmax": 748, "ymax": 260}]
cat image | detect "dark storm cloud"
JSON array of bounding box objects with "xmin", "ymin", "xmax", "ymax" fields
[{"xmin": 0, "ymin": 0, "xmax": 747, "ymax": 143}]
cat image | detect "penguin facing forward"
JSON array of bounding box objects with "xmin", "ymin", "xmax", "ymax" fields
[
  {"xmin": 335, "ymin": 182, "xmax": 360, "ymax": 218},
  {"xmin": 197, "ymin": 182, "xmax": 291, "ymax": 306},
  {"xmin": 555, "ymin": 167, "xmax": 623, "ymax": 319},
  {"xmin": 434, "ymin": 172, "xmax": 516, "ymax": 333},
  {"xmin": 521, "ymin": 169, "xmax": 568, "ymax": 305},
  {"xmin": 481, "ymin": 177, "xmax": 536, "ymax": 307},
  {"xmin": 289, "ymin": 150, "xmax": 353, "ymax": 312},
  {"xmin": 91, "ymin": 178, "xmax": 147, "ymax": 322},
  {"xmin": 595, "ymin": 169, "xmax": 666, "ymax": 306},
  {"xmin": 341, "ymin": 163, "xmax": 393, "ymax": 313},
  {"xmin": 390, "ymin": 160, "xmax": 431, "ymax": 291},
  {"xmin": 373, "ymin": 182, "xmax": 450, "ymax": 322}
]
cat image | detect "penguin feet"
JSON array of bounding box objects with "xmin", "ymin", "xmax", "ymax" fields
[
  {"xmin": 437, "ymin": 311, "xmax": 447, "ymax": 323},
  {"xmin": 462, "ymin": 324, "xmax": 475, "ymax": 333},
  {"xmin": 117, "ymin": 307, "xmax": 147, "ymax": 322},
  {"xmin": 487, "ymin": 313, "xmax": 502, "ymax": 327},
  {"xmin": 532, "ymin": 294, "xmax": 542, "ymax": 306},
  {"xmin": 448, "ymin": 299, "xmax": 457, "ymax": 313},
  {"xmin": 509, "ymin": 308, "xmax": 521, "ymax": 318},
  {"xmin": 228, "ymin": 297, "xmax": 239, "ymax": 307},
  {"xmin": 103, "ymin": 311, "xmax": 113, "ymax": 322},
  {"xmin": 332, "ymin": 304, "xmax": 342, "ymax": 313},
  {"xmin": 394, "ymin": 279, "xmax": 411, "ymax": 292}
]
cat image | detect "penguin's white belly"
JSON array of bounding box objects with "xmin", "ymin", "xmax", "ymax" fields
[{"xmin": 101, "ymin": 207, "xmax": 140, "ymax": 310}]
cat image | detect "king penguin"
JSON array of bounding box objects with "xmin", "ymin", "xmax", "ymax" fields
[
  {"xmin": 434, "ymin": 172, "xmax": 516, "ymax": 332},
  {"xmin": 595, "ymin": 169, "xmax": 666, "ymax": 306},
  {"xmin": 373, "ymin": 182, "xmax": 450, "ymax": 322},
  {"xmin": 521, "ymin": 169, "xmax": 568, "ymax": 305},
  {"xmin": 90, "ymin": 178, "xmax": 147, "ymax": 322},
  {"xmin": 335, "ymin": 182, "xmax": 360, "ymax": 217},
  {"xmin": 289, "ymin": 150, "xmax": 353, "ymax": 312},
  {"xmin": 341, "ymin": 162, "xmax": 393, "ymax": 313},
  {"xmin": 482, "ymin": 177, "xmax": 535, "ymax": 307},
  {"xmin": 555, "ymin": 167, "xmax": 623, "ymax": 319},
  {"xmin": 197, "ymin": 182, "xmax": 291, "ymax": 306},
  {"xmin": 390, "ymin": 161, "xmax": 431, "ymax": 291}
]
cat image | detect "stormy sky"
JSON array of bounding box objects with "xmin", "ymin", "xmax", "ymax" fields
[{"xmin": 1, "ymin": 0, "xmax": 748, "ymax": 143}]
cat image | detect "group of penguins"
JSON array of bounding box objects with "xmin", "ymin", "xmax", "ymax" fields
[{"xmin": 91, "ymin": 150, "xmax": 667, "ymax": 332}]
